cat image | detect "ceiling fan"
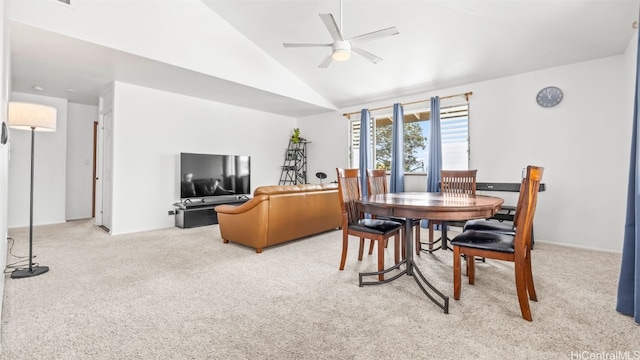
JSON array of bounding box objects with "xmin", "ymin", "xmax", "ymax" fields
[{"xmin": 283, "ymin": 0, "xmax": 399, "ymax": 68}]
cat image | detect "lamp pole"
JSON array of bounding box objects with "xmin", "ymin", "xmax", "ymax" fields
[{"xmin": 27, "ymin": 127, "xmax": 35, "ymax": 272}]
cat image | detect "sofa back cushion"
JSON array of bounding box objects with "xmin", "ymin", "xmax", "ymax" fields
[
  {"xmin": 253, "ymin": 183, "xmax": 341, "ymax": 246},
  {"xmin": 267, "ymin": 191, "xmax": 341, "ymax": 245},
  {"xmin": 254, "ymin": 183, "xmax": 337, "ymax": 196}
]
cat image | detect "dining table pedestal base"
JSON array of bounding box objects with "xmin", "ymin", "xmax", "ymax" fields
[
  {"xmin": 355, "ymin": 192, "xmax": 503, "ymax": 316},
  {"xmin": 358, "ymin": 219, "xmax": 450, "ymax": 314},
  {"xmin": 358, "ymin": 259, "xmax": 450, "ymax": 314}
]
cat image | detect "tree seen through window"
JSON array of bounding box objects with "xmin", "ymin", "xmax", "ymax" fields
[
  {"xmin": 375, "ymin": 122, "xmax": 427, "ymax": 172},
  {"xmin": 349, "ymin": 104, "xmax": 469, "ymax": 174}
]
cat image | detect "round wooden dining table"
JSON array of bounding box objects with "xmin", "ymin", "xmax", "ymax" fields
[{"xmin": 356, "ymin": 192, "xmax": 504, "ymax": 313}]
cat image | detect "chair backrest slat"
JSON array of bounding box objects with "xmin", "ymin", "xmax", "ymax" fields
[
  {"xmin": 367, "ymin": 169, "xmax": 388, "ymax": 195},
  {"xmin": 441, "ymin": 170, "xmax": 477, "ymax": 195},
  {"xmin": 336, "ymin": 168, "xmax": 363, "ymax": 224}
]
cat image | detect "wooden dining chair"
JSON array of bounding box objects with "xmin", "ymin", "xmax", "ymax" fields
[
  {"xmin": 421, "ymin": 169, "xmax": 477, "ymax": 253},
  {"xmin": 451, "ymin": 165, "xmax": 544, "ymax": 321},
  {"xmin": 336, "ymin": 168, "xmax": 402, "ymax": 281},
  {"xmin": 366, "ymin": 169, "xmax": 421, "ymax": 259},
  {"xmin": 463, "ymin": 175, "xmax": 536, "ymax": 249}
]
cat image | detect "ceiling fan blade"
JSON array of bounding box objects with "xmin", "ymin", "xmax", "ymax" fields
[
  {"xmin": 283, "ymin": 43, "xmax": 332, "ymax": 48},
  {"xmin": 348, "ymin": 27, "xmax": 399, "ymax": 45},
  {"xmin": 352, "ymin": 47, "xmax": 383, "ymax": 64},
  {"xmin": 319, "ymin": 13, "xmax": 344, "ymax": 42},
  {"xmin": 318, "ymin": 52, "xmax": 334, "ymax": 68}
]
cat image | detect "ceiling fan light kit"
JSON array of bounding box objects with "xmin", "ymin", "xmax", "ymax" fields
[
  {"xmin": 331, "ymin": 41, "xmax": 351, "ymax": 61},
  {"xmin": 283, "ymin": 0, "xmax": 398, "ymax": 68}
]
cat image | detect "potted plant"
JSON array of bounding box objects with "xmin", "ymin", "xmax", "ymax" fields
[{"xmin": 291, "ymin": 128, "xmax": 303, "ymax": 144}]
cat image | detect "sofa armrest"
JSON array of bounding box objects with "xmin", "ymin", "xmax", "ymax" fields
[
  {"xmin": 214, "ymin": 195, "xmax": 268, "ymax": 214},
  {"xmin": 215, "ymin": 194, "xmax": 270, "ymax": 253}
]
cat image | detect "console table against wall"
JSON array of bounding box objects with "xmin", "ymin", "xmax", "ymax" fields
[
  {"xmin": 476, "ymin": 182, "xmax": 546, "ymax": 193},
  {"xmin": 174, "ymin": 198, "xmax": 249, "ymax": 228}
]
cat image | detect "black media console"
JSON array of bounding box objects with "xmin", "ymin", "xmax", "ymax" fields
[{"xmin": 174, "ymin": 198, "xmax": 249, "ymax": 229}]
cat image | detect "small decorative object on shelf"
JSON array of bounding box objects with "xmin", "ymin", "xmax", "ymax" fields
[
  {"xmin": 292, "ymin": 128, "xmax": 300, "ymax": 144},
  {"xmin": 291, "ymin": 128, "xmax": 306, "ymax": 144},
  {"xmin": 279, "ymin": 136, "xmax": 309, "ymax": 185}
]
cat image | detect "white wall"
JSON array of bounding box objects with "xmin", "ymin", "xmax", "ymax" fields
[
  {"xmin": 300, "ymin": 52, "xmax": 634, "ymax": 253},
  {"xmin": 297, "ymin": 112, "xmax": 350, "ymax": 184},
  {"xmin": 109, "ymin": 82, "xmax": 296, "ymax": 235},
  {"xmin": 66, "ymin": 102, "xmax": 98, "ymax": 220},
  {"xmin": 625, "ymin": 31, "xmax": 638, "ymax": 94},
  {"xmin": 473, "ymin": 56, "xmax": 631, "ymax": 252},
  {"xmin": 8, "ymin": 92, "xmax": 67, "ymax": 228}
]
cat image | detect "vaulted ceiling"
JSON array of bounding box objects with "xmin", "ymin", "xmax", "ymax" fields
[{"xmin": 9, "ymin": 0, "xmax": 640, "ymax": 117}]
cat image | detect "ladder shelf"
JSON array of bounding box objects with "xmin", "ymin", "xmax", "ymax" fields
[{"xmin": 279, "ymin": 140, "xmax": 309, "ymax": 185}]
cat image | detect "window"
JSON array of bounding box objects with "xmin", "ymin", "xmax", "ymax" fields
[{"xmin": 349, "ymin": 104, "xmax": 469, "ymax": 174}]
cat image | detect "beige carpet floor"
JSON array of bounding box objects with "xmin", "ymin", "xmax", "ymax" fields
[{"xmin": 1, "ymin": 219, "xmax": 638, "ymax": 359}]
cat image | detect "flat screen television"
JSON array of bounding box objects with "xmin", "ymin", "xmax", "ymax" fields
[{"xmin": 180, "ymin": 152, "xmax": 251, "ymax": 200}]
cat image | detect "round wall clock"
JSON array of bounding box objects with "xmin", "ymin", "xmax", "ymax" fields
[{"xmin": 536, "ymin": 86, "xmax": 563, "ymax": 108}]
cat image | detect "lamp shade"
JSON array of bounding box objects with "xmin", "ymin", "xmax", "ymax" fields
[{"xmin": 8, "ymin": 102, "xmax": 57, "ymax": 132}]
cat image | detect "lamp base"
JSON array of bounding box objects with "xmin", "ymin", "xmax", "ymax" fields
[{"xmin": 11, "ymin": 265, "xmax": 49, "ymax": 279}]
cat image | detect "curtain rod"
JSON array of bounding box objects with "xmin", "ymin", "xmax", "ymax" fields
[{"xmin": 342, "ymin": 91, "xmax": 473, "ymax": 119}]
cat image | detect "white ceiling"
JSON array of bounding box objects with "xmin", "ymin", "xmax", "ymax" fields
[{"xmin": 8, "ymin": 0, "xmax": 640, "ymax": 117}]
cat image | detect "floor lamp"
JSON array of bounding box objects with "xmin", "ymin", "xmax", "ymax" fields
[{"xmin": 8, "ymin": 101, "xmax": 57, "ymax": 279}]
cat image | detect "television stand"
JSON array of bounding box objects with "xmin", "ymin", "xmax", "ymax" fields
[{"xmin": 174, "ymin": 197, "xmax": 249, "ymax": 229}]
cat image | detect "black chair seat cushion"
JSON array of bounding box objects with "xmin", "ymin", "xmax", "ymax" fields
[
  {"xmin": 350, "ymin": 219, "xmax": 402, "ymax": 235},
  {"xmin": 376, "ymin": 216, "xmax": 421, "ymax": 227},
  {"xmin": 450, "ymin": 230, "xmax": 515, "ymax": 253},
  {"xmin": 464, "ymin": 219, "xmax": 515, "ymax": 234}
]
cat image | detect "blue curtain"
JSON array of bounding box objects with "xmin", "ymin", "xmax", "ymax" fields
[
  {"xmin": 617, "ymin": 31, "xmax": 640, "ymax": 324},
  {"xmin": 359, "ymin": 109, "xmax": 372, "ymax": 198},
  {"xmin": 422, "ymin": 96, "xmax": 442, "ymax": 228},
  {"xmin": 427, "ymin": 96, "xmax": 442, "ymax": 193},
  {"xmin": 389, "ymin": 103, "xmax": 404, "ymax": 193}
]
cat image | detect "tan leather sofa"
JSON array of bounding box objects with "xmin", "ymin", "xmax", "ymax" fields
[{"xmin": 215, "ymin": 183, "xmax": 341, "ymax": 253}]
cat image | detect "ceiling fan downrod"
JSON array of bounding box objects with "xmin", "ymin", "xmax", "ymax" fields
[{"xmin": 339, "ymin": 0, "xmax": 344, "ymax": 35}]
